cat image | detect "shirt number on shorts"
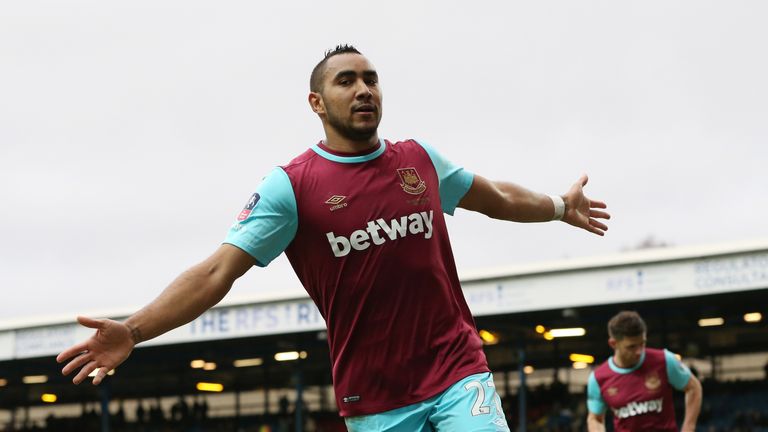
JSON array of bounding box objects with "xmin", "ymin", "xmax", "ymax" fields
[{"xmin": 464, "ymin": 381, "xmax": 501, "ymax": 416}]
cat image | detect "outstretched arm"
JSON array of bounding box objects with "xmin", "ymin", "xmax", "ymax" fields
[
  {"xmin": 680, "ymin": 375, "xmax": 702, "ymax": 432},
  {"xmin": 457, "ymin": 173, "xmax": 610, "ymax": 235},
  {"xmin": 56, "ymin": 244, "xmax": 255, "ymax": 385}
]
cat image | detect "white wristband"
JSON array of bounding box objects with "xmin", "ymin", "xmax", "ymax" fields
[{"xmin": 549, "ymin": 195, "xmax": 565, "ymax": 221}]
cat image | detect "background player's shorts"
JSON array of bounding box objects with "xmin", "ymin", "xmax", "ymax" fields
[{"xmin": 345, "ymin": 372, "xmax": 510, "ymax": 432}]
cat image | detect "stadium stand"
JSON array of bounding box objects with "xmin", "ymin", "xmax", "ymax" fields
[{"xmin": 1, "ymin": 238, "xmax": 767, "ymax": 431}]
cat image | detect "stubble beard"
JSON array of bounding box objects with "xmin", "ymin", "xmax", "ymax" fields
[{"xmin": 326, "ymin": 108, "xmax": 380, "ymax": 142}]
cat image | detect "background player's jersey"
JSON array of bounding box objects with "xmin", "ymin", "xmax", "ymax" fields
[
  {"xmin": 587, "ymin": 348, "xmax": 691, "ymax": 432},
  {"xmin": 225, "ymin": 139, "xmax": 489, "ymax": 416}
]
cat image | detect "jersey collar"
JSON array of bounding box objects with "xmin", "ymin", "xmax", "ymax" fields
[
  {"xmin": 311, "ymin": 139, "xmax": 386, "ymax": 163},
  {"xmin": 608, "ymin": 350, "xmax": 646, "ymax": 374}
]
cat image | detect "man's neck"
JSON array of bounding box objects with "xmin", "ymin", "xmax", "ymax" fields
[
  {"xmin": 612, "ymin": 354, "xmax": 638, "ymax": 369},
  {"xmin": 323, "ymin": 129, "xmax": 379, "ymax": 153}
]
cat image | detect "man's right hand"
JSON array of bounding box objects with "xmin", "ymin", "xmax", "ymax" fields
[
  {"xmin": 55, "ymin": 245, "xmax": 255, "ymax": 386},
  {"xmin": 56, "ymin": 316, "xmax": 135, "ymax": 385}
]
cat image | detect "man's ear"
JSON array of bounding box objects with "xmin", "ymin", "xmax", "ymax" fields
[
  {"xmin": 608, "ymin": 338, "xmax": 617, "ymax": 350},
  {"xmin": 308, "ymin": 92, "xmax": 325, "ymax": 115}
]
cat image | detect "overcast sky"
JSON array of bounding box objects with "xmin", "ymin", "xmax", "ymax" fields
[{"xmin": 1, "ymin": 1, "xmax": 767, "ymax": 324}]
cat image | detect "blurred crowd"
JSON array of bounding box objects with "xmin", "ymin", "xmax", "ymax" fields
[{"xmin": 4, "ymin": 376, "xmax": 768, "ymax": 431}]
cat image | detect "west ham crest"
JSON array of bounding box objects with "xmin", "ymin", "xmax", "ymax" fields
[
  {"xmin": 644, "ymin": 372, "xmax": 662, "ymax": 391},
  {"xmin": 397, "ymin": 167, "xmax": 427, "ymax": 195}
]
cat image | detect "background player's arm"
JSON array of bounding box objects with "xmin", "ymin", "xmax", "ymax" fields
[
  {"xmin": 664, "ymin": 349, "xmax": 702, "ymax": 432},
  {"xmin": 57, "ymin": 244, "xmax": 255, "ymax": 385},
  {"xmin": 585, "ymin": 371, "xmax": 608, "ymax": 432},
  {"xmin": 457, "ymin": 173, "xmax": 609, "ymax": 236},
  {"xmin": 680, "ymin": 374, "xmax": 703, "ymax": 432},
  {"xmin": 586, "ymin": 412, "xmax": 607, "ymax": 432}
]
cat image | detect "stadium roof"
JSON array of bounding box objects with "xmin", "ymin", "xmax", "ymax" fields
[{"xmin": 458, "ymin": 236, "xmax": 768, "ymax": 281}]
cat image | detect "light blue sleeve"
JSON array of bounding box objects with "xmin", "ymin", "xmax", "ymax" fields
[
  {"xmin": 665, "ymin": 349, "xmax": 692, "ymax": 391},
  {"xmin": 415, "ymin": 140, "xmax": 474, "ymax": 216},
  {"xmin": 587, "ymin": 371, "xmax": 607, "ymax": 415},
  {"xmin": 223, "ymin": 167, "xmax": 298, "ymax": 267}
]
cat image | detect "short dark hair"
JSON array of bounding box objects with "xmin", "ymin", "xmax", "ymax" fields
[
  {"xmin": 608, "ymin": 311, "xmax": 647, "ymax": 340},
  {"xmin": 310, "ymin": 44, "xmax": 363, "ymax": 93}
]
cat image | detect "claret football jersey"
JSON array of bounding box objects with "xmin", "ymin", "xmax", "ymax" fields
[
  {"xmin": 587, "ymin": 348, "xmax": 691, "ymax": 432},
  {"xmin": 224, "ymin": 139, "xmax": 489, "ymax": 416}
]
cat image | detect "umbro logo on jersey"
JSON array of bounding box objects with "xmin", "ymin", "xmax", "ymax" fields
[
  {"xmin": 397, "ymin": 167, "xmax": 427, "ymax": 195},
  {"xmin": 325, "ymin": 195, "xmax": 348, "ymax": 212},
  {"xmin": 326, "ymin": 210, "xmax": 434, "ymax": 257}
]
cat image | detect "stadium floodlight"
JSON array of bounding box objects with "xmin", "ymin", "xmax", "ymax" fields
[
  {"xmin": 698, "ymin": 317, "xmax": 724, "ymax": 327},
  {"xmin": 196, "ymin": 382, "xmax": 224, "ymax": 392},
  {"xmin": 0, "ymin": 379, "xmax": 7, "ymax": 387},
  {"xmin": 572, "ymin": 362, "xmax": 589, "ymax": 370},
  {"xmin": 275, "ymin": 351, "xmax": 299, "ymax": 361},
  {"xmin": 203, "ymin": 362, "xmax": 217, "ymax": 371},
  {"xmin": 549, "ymin": 328, "xmax": 586, "ymax": 338},
  {"xmin": 744, "ymin": 312, "xmax": 762, "ymax": 323},
  {"xmin": 543, "ymin": 332, "xmax": 554, "ymax": 341},
  {"xmin": 272, "ymin": 351, "xmax": 308, "ymax": 361},
  {"xmin": 275, "ymin": 351, "xmax": 301, "ymax": 361},
  {"xmin": 234, "ymin": 358, "xmax": 264, "ymax": 368},
  {"xmin": 535, "ymin": 325, "xmax": 546, "ymax": 334},
  {"xmin": 523, "ymin": 366, "xmax": 534, "ymax": 374},
  {"xmin": 190, "ymin": 360, "xmax": 206, "ymax": 369},
  {"xmin": 569, "ymin": 354, "xmax": 595, "ymax": 364},
  {"xmin": 41, "ymin": 394, "xmax": 57, "ymax": 403},
  {"xmin": 478, "ymin": 330, "xmax": 499, "ymax": 345},
  {"xmin": 22, "ymin": 375, "xmax": 48, "ymax": 384}
]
